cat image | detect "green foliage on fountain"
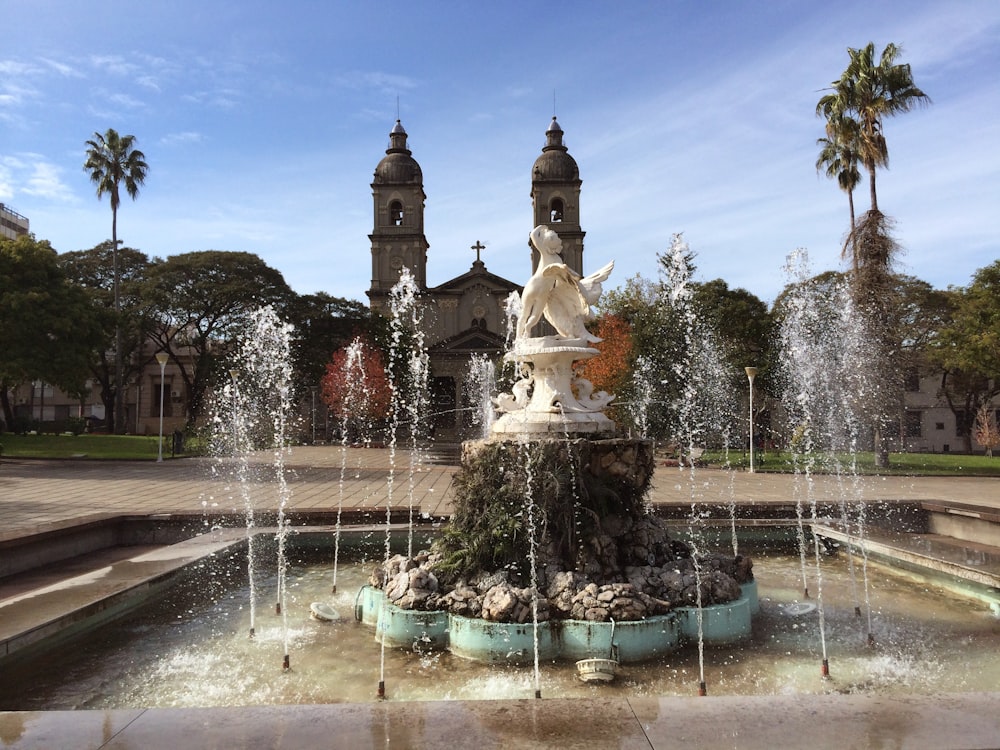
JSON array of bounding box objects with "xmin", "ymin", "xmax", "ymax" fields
[{"xmin": 432, "ymin": 437, "xmax": 655, "ymax": 586}]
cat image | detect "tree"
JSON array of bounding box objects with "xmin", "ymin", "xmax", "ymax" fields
[
  {"xmin": 286, "ymin": 292, "xmax": 380, "ymax": 394},
  {"xmin": 59, "ymin": 242, "xmax": 152, "ymax": 431},
  {"xmin": 84, "ymin": 129, "xmax": 149, "ymax": 433},
  {"xmin": 691, "ymin": 279, "xmax": 773, "ymax": 386},
  {"xmin": 142, "ymin": 251, "xmax": 294, "ymax": 427},
  {"xmin": 320, "ymin": 336, "xmax": 392, "ymax": 441},
  {"xmin": 815, "ymin": 113, "xmax": 862, "ymax": 272},
  {"xmin": 929, "ymin": 261, "xmax": 1000, "ymax": 452},
  {"xmin": 973, "ymin": 404, "xmax": 1000, "ymax": 458},
  {"xmin": 577, "ymin": 314, "xmax": 634, "ymax": 420},
  {"xmin": 0, "ymin": 236, "xmax": 103, "ymax": 429},
  {"xmin": 816, "ymin": 43, "xmax": 929, "ymax": 466},
  {"xmin": 817, "ymin": 42, "xmax": 930, "ymax": 213},
  {"xmin": 598, "ymin": 274, "xmax": 681, "ymax": 439}
]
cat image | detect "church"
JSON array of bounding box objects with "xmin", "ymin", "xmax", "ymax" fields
[{"xmin": 366, "ymin": 116, "xmax": 588, "ymax": 438}]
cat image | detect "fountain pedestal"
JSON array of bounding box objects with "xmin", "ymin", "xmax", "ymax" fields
[{"xmin": 492, "ymin": 336, "xmax": 615, "ymax": 436}]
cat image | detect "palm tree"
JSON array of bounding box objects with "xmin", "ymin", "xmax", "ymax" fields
[
  {"xmin": 816, "ymin": 42, "xmax": 930, "ymax": 212},
  {"xmin": 84, "ymin": 129, "xmax": 149, "ymax": 434},
  {"xmin": 815, "ymin": 113, "xmax": 862, "ymax": 273},
  {"xmin": 816, "ymin": 43, "xmax": 928, "ymax": 469}
]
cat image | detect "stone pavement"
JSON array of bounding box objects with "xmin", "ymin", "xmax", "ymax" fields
[{"xmin": 2, "ymin": 445, "xmax": 999, "ymax": 543}]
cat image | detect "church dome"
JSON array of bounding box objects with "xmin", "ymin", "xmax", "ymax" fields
[
  {"xmin": 532, "ymin": 117, "xmax": 580, "ymax": 182},
  {"xmin": 374, "ymin": 152, "xmax": 422, "ymax": 184},
  {"xmin": 373, "ymin": 120, "xmax": 423, "ymax": 185}
]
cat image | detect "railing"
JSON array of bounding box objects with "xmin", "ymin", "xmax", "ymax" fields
[{"xmin": 0, "ymin": 203, "xmax": 28, "ymax": 222}]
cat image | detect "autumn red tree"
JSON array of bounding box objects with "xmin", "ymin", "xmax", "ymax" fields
[
  {"xmin": 320, "ymin": 337, "xmax": 392, "ymax": 428},
  {"xmin": 577, "ymin": 314, "xmax": 634, "ymax": 398},
  {"xmin": 973, "ymin": 404, "xmax": 1000, "ymax": 458}
]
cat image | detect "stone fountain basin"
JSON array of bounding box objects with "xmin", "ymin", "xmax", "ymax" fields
[{"xmin": 359, "ymin": 581, "xmax": 758, "ymax": 664}]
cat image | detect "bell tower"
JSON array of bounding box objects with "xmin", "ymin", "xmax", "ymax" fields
[
  {"xmin": 530, "ymin": 117, "xmax": 584, "ymax": 273},
  {"xmin": 368, "ymin": 120, "xmax": 429, "ymax": 310}
]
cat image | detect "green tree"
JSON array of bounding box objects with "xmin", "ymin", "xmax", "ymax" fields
[
  {"xmin": 286, "ymin": 293, "xmax": 379, "ymax": 392},
  {"xmin": 929, "ymin": 261, "xmax": 1000, "ymax": 452},
  {"xmin": 598, "ymin": 273, "xmax": 681, "ymax": 438},
  {"xmin": 84, "ymin": 129, "xmax": 149, "ymax": 433},
  {"xmin": 59, "ymin": 242, "xmax": 152, "ymax": 431},
  {"xmin": 815, "ymin": 113, "xmax": 862, "ymax": 272},
  {"xmin": 816, "ymin": 42, "xmax": 930, "ymax": 213},
  {"xmin": 816, "ymin": 43, "xmax": 929, "ymax": 466},
  {"xmin": 691, "ymin": 279, "xmax": 773, "ymax": 386},
  {"xmin": 141, "ymin": 251, "xmax": 294, "ymax": 427},
  {"xmin": 0, "ymin": 236, "xmax": 103, "ymax": 429}
]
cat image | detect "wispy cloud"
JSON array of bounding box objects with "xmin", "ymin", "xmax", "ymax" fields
[
  {"xmin": 0, "ymin": 153, "xmax": 75, "ymax": 203},
  {"xmin": 39, "ymin": 57, "xmax": 85, "ymax": 78},
  {"xmin": 181, "ymin": 88, "xmax": 241, "ymax": 109},
  {"xmin": 335, "ymin": 71, "xmax": 419, "ymax": 95},
  {"xmin": 160, "ymin": 131, "xmax": 204, "ymax": 147},
  {"xmin": 0, "ymin": 59, "xmax": 42, "ymax": 76},
  {"xmin": 88, "ymin": 54, "xmax": 137, "ymax": 77}
]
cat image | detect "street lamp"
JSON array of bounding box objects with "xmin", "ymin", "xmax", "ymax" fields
[
  {"xmin": 155, "ymin": 352, "xmax": 169, "ymax": 462},
  {"xmin": 745, "ymin": 366, "xmax": 758, "ymax": 473},
  {"xmin": 310, "ymin": 386, "xmax": 317, "ymax": 444}
]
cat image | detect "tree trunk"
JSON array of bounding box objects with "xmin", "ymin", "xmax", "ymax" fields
[
  {"xmin": 847, "ymin": 190, "xmax": 858, "ymax": 275},
  {"xmin": 867, "ymin": 162, "xmax": 878, "ymax": 212},
  {"xmin": 0, "ymin": 384, "xmax": 14, "ymax": 430},
  {"xmin": 112, "ymin": 207, "xmax": 124, "ymax": 434},
  {"xmin": 873, "ymin": 424, "xmax": 889, "ymax": 468}
]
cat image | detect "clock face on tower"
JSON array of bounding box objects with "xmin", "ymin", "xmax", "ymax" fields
[{"xmin": 390, "ymin": 256, "xmax": 403, "ymax": 269}]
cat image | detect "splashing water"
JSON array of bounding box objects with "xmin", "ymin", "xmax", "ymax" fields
[
  {"xmin": 658, "ymin": 233, "xmax": 740, "ymax": 695},
  {"xmin": 212, "ymin": 305, "xmax": 297, "ymax": 668},
  {"xmin": 777, "ymin": 248, "xmax": 885, "ymax": 672},
  {"xmin": 331, "ymin": 337, "xmax": 380, "ymax": 593},
  {"xmin": 378, "ymin": 268, "xmax": 431, "ymax": 696},
  {"xmin": 466, "ymin": 353, "xmax": 497, "ymax": 438}
]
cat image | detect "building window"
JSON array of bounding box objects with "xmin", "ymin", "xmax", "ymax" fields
[
  {"xmin": 935, "ymin": 422, "xmax": 945, "ymax": 431},
  {"xmin": 152, "ymin": 382, "xmax": 173, "ymax": 418},
  {"xmin": 431, "ymin": 377, "xmax": 455, "ymax": 429},
  {"xmin": 549, "ymin": 198, "xmax": 564, "ymax": 222},
  {"xmin": 904, "ymin": 411, "xmax": 922, "ymax": 438},
  {"xmin": 955, "ymin": 410, "xmax": 972, "ymax": 437},
  {"xmin": 389, "ymin": 200, "xmax": 404, "ymax": 226}
]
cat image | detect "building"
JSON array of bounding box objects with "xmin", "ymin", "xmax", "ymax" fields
[
  {"xmin": 0, "ymin": 203, "xmax": 30, "ymax": 240},
  {"xmin": 4, "ymin": 338, "xmax": 189, "ymax": 439},
  {"xmin": 899, "ymin": 372, "xmax": 1000, "ymax": 454},
  {"xmin": 366, "ymin": 116, "xmax": 586, "ymax": 438}
]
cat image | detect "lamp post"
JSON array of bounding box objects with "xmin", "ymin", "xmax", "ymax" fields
[
  {"xmin": 229, "ymin": 370, "xmax": 239, "ymax": 454},
  {"xmin": 155, "ymin": 352, "xmax": 169, "ymax": 462},
  {"xmin": 310, "ymin": 386, "xmax": 317, "ymax": 444},
  {"xmin": 745, "ymin": 366, "xmax": 758, "ymax": 473}
]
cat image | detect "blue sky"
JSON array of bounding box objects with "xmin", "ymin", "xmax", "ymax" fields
[{"xmin": 2, "ymin": 0, "xmax": 998, "ymax": 305}]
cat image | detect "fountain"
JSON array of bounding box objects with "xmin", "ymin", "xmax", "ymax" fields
[{"xmin": 357, "ymin": 226, "xmax": 756, "ymax": 692}]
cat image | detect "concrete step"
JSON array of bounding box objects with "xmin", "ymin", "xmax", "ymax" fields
[
  {"xmin": 813, "ymin": 522, "xmax": 1000, "ymax": 615},
  {"xmin": 923, "ymin": 500, "xmax": 1000, "ymax": 548}
]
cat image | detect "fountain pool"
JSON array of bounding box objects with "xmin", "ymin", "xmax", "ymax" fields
[{"xmin": 1, "ymin": 530, "xmax": 998, "ymax": 711}]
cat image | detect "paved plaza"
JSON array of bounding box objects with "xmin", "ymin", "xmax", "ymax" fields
[
  {"xmin": 1, "ymin": 448, "xmax": 999, "ymax": 749},
  {"xmin": 3, "ymin": 445, "xmax": 1000, "ymax": 542}
]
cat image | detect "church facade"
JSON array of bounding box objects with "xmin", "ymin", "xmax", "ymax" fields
[{"xmin": 367, "ymin": 116, "xmax": 586, "ymax": 438}]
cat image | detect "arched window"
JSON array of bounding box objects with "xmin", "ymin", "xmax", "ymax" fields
[
  {"xmin": 389, "ymin": 200, "xmax": 404, "ymax": 226},
  {"xmin": 549, "ymin": 198, "xmax": 564, "ymax": 222}
]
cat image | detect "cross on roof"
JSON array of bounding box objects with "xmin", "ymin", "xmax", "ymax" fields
[{"xmin": 471, "ymin": 240, "xmax": 486, "ymax": 264}]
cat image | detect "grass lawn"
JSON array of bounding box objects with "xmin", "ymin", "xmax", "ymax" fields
[
  {"xmin": 706, "ymin": 449, "xmax": 1000, "ymax": 477},
  {"xmin": 0, "ymin": 433, "xmax": 171, "ymax": 460}
]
